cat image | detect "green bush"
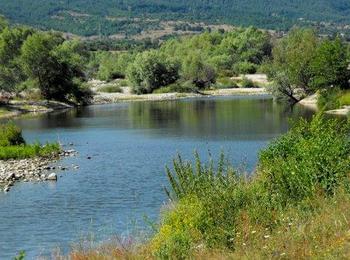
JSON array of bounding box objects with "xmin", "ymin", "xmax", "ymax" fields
[
  {"xmin": 240, "ymin": 77, "xmax": 256, "ymax": 88},
  {"xmin": 98, "ymin": 84, "xmax": 122, "ymax": 93},
  {"xmin": 317, "ymin": 88, "xmax": 341, "ymax": 110},
  {"xmin": 259, "ymin": 114, "xmax": 350, "ymax": 205},
  {"xmin": 153, "ymin": 82, "xmax": 195, "ymax": 94},
  {"xmin": 232, "ymin": 61, "xmax": 257, "ymax": 75},
  {"xmin": 216, "ymin": 77, "xmax": 239, "ymax": 89},
  {"xmin": 339, "ymin": 91, "xmax": 350, "ymax": 107},
  {"xmin": 0, "ymin": 122, "xmax": 25, "ymax": 146},
  {"xmin": 153, "ymin": 114, "xmax": 350, "ymax": 258}
]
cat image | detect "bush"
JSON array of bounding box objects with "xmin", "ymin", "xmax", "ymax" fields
[
  {"xmin": 127, "ymin": 50, "xmax": 180, "ymax": 94},
  {"xmin": 240, "ymin": 77, "xmax": 256, "ymax": 88},
  {"xmin": 232, "ymin": 61, "xmax": 257, "ymax": 75},
  {"xmin": 0, "ymin": 122, "xmax": 25, "ymax": 146},
  {"xmin": 339, "ymin": 91, "xmax": 350, "ymax": 107},
  {"xmin": 98, "ymin": 84, "xmax": 122, "ymax": 93},
  {"xmin": 317, "ymin": 88, "xmax": 341, "ymax": 110},
  {"xmin": 153, "ymin": 114, "xmax": 350, "ymax": 258},
  {"xmin": 153, "ymin": 82, "xmax": 195, "ymax": 93},
  {"xmin": 216, "ymin": 77, "xmax": 239, "ymax": 89},
  {"xmin": 259, "ymin": 114, "xmax": 350, "ymax": 205}
]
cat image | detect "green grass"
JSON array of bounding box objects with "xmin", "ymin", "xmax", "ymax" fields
[
  {"xmin": 0, "ymin": 122, "xmax": 61, "ymax": 160},
  {"xmin": 339, "ymin": 90, "xmax": 350, "ymax": 106},
  {"xmin": 0, "ymin": 142, "xmax": 61, "ymax": 160}
]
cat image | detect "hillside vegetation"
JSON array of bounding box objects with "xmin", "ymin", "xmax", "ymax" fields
[{"xmin": 1, "ymin": 0, "xmax": 350, "ymax": 36}]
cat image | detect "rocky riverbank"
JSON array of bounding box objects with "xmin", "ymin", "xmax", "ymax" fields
[{"xmin": 0, "ymin": 149, "xmax": 78, "ymax": 193}]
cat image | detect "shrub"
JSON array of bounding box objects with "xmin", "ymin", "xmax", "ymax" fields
[
  {"xmin": 339, "ymin": 91, "xmax": 350, "ymax": 107},
  {"xmin": 0, "ymin": 122, "xmax": 25, "ymax": 146},
  {"xmin": 232, "ymin": 61, "xmax": 257, "ymax": 75},
  {"xmin": 317, "ymin": 88, "xmax": 341, "ymax": 110},
  {"xmin": 240, "ymin": 77, "xmax": 256, "ymax": 88},
  {"xmin": 153, "ymin": 82, "xmax": 195, "ymax": 94},
  {"xmin": 216, "ymin": 77, "xmax": 239, "ymax": 89},
  {"xmin": 151, "ymin": 196, "xmax": 204, "ymax": 258},
  {"xmin": 99, "ymin": 84, "xmax": 122, "ymax": 93},
  {"xmin": 127, "ymin": 50, "xmax": 180, "ymax": 94},
  {"xmin": 259, "ymin": 114, "xmax": 350, "ymax": 205},
  {"xmin": 153, "ymin": 114, "xmax": 350, "ymax": 258}
]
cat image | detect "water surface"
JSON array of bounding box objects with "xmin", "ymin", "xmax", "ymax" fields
[{"xmin": 0, "ymin": 96, "xmax": 314, "ymax": 258}]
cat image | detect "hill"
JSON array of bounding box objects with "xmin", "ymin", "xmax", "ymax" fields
[{"xmin": 0, "ymin": 0, "xmax": 350, "ymax": 36}]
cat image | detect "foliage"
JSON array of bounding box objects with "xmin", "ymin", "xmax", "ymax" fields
[
  {"xmin": 240, "ymin": 77, "xmax": 256, "ymax": 88},
  {"xmin": 0, "ymin": 142, "xmax": 60, "ymax": 160},
  {"xmin": 0, "ymin": 122, "xmax": 60, "ymax": 160},
  {"xmin": 268, "ymin": 28, "xmax": 350, "ymax": 102},
  {"xmin": 310, "ymin": 38, "xmax": 350, "ymax": 90},
  {"xmin": 259, "ymin": 114, "xmax": 350, "ymax": 204},
  {"xmin": 13, "ymin": 250, "xmax": 26, "ymax": 260},
  {"xmin": 20, "ymin": 32, "xmax": 89, "ymax": 103},
  {"xmin": 216, "ymin": 77, "xmax": 238, "ymax": 89},
  {"xmin": 3, "ymin": 0, "xmax": 350, "ymax": 36},
  {"xmin": 98, "ymin": 84, "xmax": 122, "ymax": 93},
  {"xmin": 151, "ymin": 114, "xmax": 350, "ymax": 258},
  {"xmin": 96, "ymin": 52, "xmax": 135, "ymax": 81},
  {"xmin": 232, "ymin": 61, "xmax": 257, "ymax": 75},
  {"xmin": 0, "ymin": 122, "xmax": 25, "ymax": 146},
  {"xmin": 127, "ymin": 50, "xmax": 180, "ymax": 94}
]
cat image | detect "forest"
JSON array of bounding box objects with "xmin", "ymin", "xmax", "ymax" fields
[{"xmin": 1, "ymin": 0, "xmax": 350, "ymax": 36}]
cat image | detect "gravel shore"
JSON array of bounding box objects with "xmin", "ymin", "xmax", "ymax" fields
[{"xmin": 0, "ymin": 149, "xmax": 78, "ymax": 193}]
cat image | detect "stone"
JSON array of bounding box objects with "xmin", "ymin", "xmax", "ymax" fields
[
  {"xmin": 5, "ymin": 173, "xmax": 15, "ymax": 181},
  {"xmin": 4, "ymin": 186, "xmax": 10, "ymax": 192},
  {"xmin": 47, "ymin": 173, "xmax": 57, "ymax": 181}
]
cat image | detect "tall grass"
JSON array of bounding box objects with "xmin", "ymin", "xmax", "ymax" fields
[
  {"xmin": 151, "ymin": 113, "xmax": 350, "ymax": 258},
  {"xmin": 0, "ymin": 122, "xmax": 60, "ymax": 160},
  {"xmin": 0, "ymin": 142, "xmax": 60, "ymax": 160},
  {"xmin": 66, "ymin": 114, "xmax": 350, "ymax": 259}
]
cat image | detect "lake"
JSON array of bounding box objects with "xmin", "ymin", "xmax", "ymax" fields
[{"xmin": 0, "ymin": 95, "xmax": 314, "ymax": 258}]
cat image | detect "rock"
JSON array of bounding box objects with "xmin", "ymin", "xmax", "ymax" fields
[
  {"xmin": 4, "ymin": 186, "xmax": 10, "ymax": 192},
  {"xmin": 5, "ymin": 173, "xmax": 15, "ymax": 181},
  {"xmin": 47, "ymin": 173, "xmax": 57, "ymax": 181},
  {"xmin": 87, "ymin": 156, "xmax": 92, "ymax": 160}
]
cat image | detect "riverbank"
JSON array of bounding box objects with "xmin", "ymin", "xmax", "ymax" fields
[
  {"xmin": 299, "ymin": 93, "xmax": 350, "ymax": 116},
  {"xmin": 0, "ymin": 149, "xmax": 77, "ymax": 193},
  {"xmin": 0, "ymin": 100, "xmax": 73, "ymax": 119},
  {"xmin": 92, "ymin": 87, "xmax": 268, "ymax": 104}
]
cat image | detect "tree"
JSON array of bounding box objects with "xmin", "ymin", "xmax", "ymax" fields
[
  {"xmin": 268, "ymin": 28, "xmax": 318, "ymax": 102},
  {"xmin": 182, "ymin": 52, "xmax": 216, "ymax": 89},
  {"xmin": 127, "ymin": 50, "xmax": 179, "ymax": 94},
  {"xmin": 0, "ymin": 27, "xmax": 33, "ymax": 91},
  {"xmin": 310, "ymin": 37, "xmax": 350, "ymax": 90},
  {"xmin": 20, "ymin": 32, "xmax": 90, "ymax": 103}
]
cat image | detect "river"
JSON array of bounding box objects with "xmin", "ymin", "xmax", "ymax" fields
[{"xmin": 0, "ymin": 95, "xmax": 314, "ymax": 258}]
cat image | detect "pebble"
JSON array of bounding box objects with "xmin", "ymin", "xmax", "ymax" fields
[
  {"xmin": 47, "ymin": 173, "xmax": 57, "ymax": 181},
  {"xmin": 0, "ymin": 149, "xmax": 78, "ymax": 192}
]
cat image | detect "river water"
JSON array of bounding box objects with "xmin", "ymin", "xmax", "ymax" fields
[{"xmin": 0, "ymin": 95, "xmax": 314, "ymax": 258}]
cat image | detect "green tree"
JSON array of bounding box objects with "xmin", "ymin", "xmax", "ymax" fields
[
  {"xmin": 268, "ymin": 28, "xmax": 318, "ymax": 102},
  {"xmin": 182, "ymin": 52, "xmax": 216, "ymax": 89},
  {"xmin": 127, "ymin": 50, "xmax": 179, "ymax": 94},
  {"xmin": 20, "ymin": 32, "xmax": 90, "ymax": 103},
  {"xmin": 0, "ymin": 27, "xmax": 33, "ymax": 91},
  {"xmin": 310, "ymin": 37, "xmax": 350, "ymax": 90}
]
